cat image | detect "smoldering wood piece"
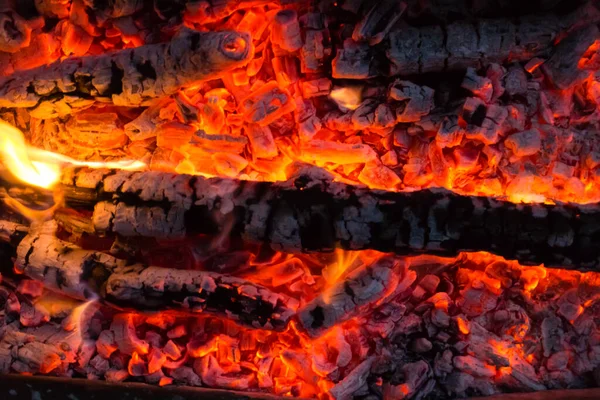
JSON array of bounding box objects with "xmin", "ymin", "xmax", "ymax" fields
[
  {"xmin": 0, "ymin": 12, "xmax": 31, "ymax": 53},
  {"xmin": 34, "ymin": 0, "xmax": 142, "ymax": 20},
  {"xmin": 82, "ymin": 0, "xmax": 145, "ymax": 20},
  {"xmin": 0, "ymin": 28, "xmax": 252, "ymax": 119},
  {"xmin": 14, "ymin": 231, "xmax": 298, "ymax": 331},
  {"xmin": 298, "ymin": 257, "xmax": 416, "ymax": 337},
  {"xmin": 386, "ymin": 4, "xmax": 600, "ymax": 76},
  {"xmin": 105, "ymin": 265, "xmax": 299, "ymax": 331},
  {"xmin": 541, "ymin": 25, "xmax": 600, "ymax": 89},
  {"xmin": 54, "ymin": 167, "xmax": 600, "ymax": 271},
  {"xmin": 0, "ymin": 220, "xmax": 28, "ymax": 246}
]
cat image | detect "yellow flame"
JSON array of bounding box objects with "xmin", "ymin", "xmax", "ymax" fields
[
  {"xmin": 0, "ymin": 120, "xmax": 146, "ymax": 189},
  {"xmin": 329, "ymin": 86, "xmax": 363, "ymax": 111},
  {"xmin": 321, "ymin": 249, "xmax": 362, "ymax": 304}
]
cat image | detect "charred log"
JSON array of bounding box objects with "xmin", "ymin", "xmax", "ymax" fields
[
  {"xmin": 50, "ymin": 167, "xmax": 600, "ymax": 272},
  {"xmin": 14, "ymin": 228, "xmax": 298, "ymax": 330},
  {"xmin": 0, "ymin": 28, "xmax": 252, "ymax": 119},
  {"xmin": 298, "ymin": 256, "xmax": 417, "ymax": 337},
  {"xmin": 382, "ymin": 3, "xmax": 600, "ymax": 77}
]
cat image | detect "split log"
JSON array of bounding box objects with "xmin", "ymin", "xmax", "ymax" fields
[
  {"xmin": 0, "ymin": 28, "xmax": 252, "ymax": 119},
  {"xmin": 385, "ymin": 4, "xmax": 600, "ymax": 76},
  {"xmin": 54, "ymin": 166, "xmax": 600, "ymax": 271},
  {"xmin": 14, "ymin": 229, "xmax": 298, "ymax": 331}
]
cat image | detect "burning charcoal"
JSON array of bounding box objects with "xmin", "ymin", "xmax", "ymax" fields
[
  {"xmin": 272, "ymin": 56, "xmax": 300, "ymax": 87},
  {"xmin": 299, "ymin": 140, "xmax": 377, "ymax": 165},
  {"xmin": 384, "ymin": 360, "xmax": 432, "ymax": 399},
  {"xmin": 390, "ymin": 80, "xmax": 435, "ymax": 122},
  {"xmin": 465, "ymin": 103, "xmax": 508, "ymax": 145},
  {"xmin": 16, "ymin": 280, "xmax": 44, "ymax": 298},
  {"xmin": 504, "ymin": 129, "xmax": 542, "ymax": 157},
  {"xmin": 163, "ymin": 340, "xmax": 182, "ymax": 360},
  {"xmin": 128, "ymin": 351, "xmax": 148, "ymax": 376},
  {"xmin": 301, "ymin": 78, "xmax": 332, "ymax": 98},
  {"xmin": 329, "ymin": 356, "xmax": 375, "ymax": 400},
  {"xmin": 300, "ymin": 30, "xmax": 326, "ymax": 73},
  {"xmin": 105, "ymin": 369, "xmax": 129, "ymax": 382},
  {"xmin": 486, "ymin": 63, "xmax": 506, "ymax": 100},
  {"xmin": 542, "ymin": 25, "xmax": 600, "ymax": 89},
  {"xmin": 58, "ymin": 20, "xmax": 93, "ymax": 56},
  {"xmin": 281, "ymin": 350, "xmax": 319, "ymax": 386},
  {"xmin": 504, "ymin": 65, "xmax": 528, "ymax": 97},
  {"xmin": 332, "ymin": 39, "xmax": 373, "ymax": 79},
  {"xmin": 434, "ymin": 350, "xmax": 454, "ymax": 377},
  {"xmin": 270, "ymin": 10, "xmax": 302, "ymax": 52},
  {"xmin": 96, "ymin": 330, "xmax": 117, "ymax": 359},
  {"xmin": 551, "ymin": 162, "xmax": 574, "ymax": 181},
  {"xmin": 411, "ymin": 338, "xmax": 433, "ymax": 353},
  {"xmin": 34, "ymin": 0, "xmax": 71, "ymax": 18},
  {"xmin": 126, "ymin": 101, "xmax": 175, "ymax": 142},
  {"xmin": 0, "ymin": 12, "xmax": 31, "ymax": 53},
  {"xmin": 111, "ymin": 314, "xmax": 150, "ymax": 356},
  {"xmin": 381, "ymin": 150, "xmax": 398, "ymax": 166},
  {"xmin": 437, "ymin": 116, "xmax": 464, "ymax": 148},
  {"xmin": 454, "ymin": 355, "xmax": 496, "ymax": 378},
  {"xmin": 352, "ymin": 0, "xmax": 406, "ymax": 45},
  {"xmin": 244, "ymin": 123, "xmax": 278, "ymax": 159},
  {"xmin": 547, "ymin": 351, "xmax": 570, "ymax": 371},
  {"xmin": 19, "ymin": 303, "xmax": 49, "ymax": 327},
  {"xmin": 358, "ymin": 162, "xmax": 402, "ymax": 190},
  {"xmin": 462, "ymin": 68, "xmax": 493, "ymax": 103},
  {"xmin": 65, "ymin": 112, "xmax": 128, "ymax": 149},
  {"xmin": 194, "ymin": 355, "xmax": 253, "ymax": 390},
  {"xmin": 212, "ymin": 153, "xmax": 249, "ymax": 178},
  {"xmin": 453, "ymin": 147, "xmax": 480, "ymax": 170},
  {"xmin": 419, "ymin": 274, "xmax": 441, "ymax": 293},
  {"xmin": 238, "ymin": 81, "xmax": 296, "ymax": 126},
  {"xmin": 17, "ymin": 342, "xmax": 64, "ymax": 374}
]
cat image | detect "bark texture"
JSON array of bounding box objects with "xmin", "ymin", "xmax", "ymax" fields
[
  {"xmin": 55, "ymin": 167, "xmax": 600, "ymax": 272},
  {"xmin": 14, "ymin": 228, "xmax": 297, "ymax": 330},
  {"xmin": 0, "ymin": 28, "xmax": 252, "ymax": 118}
]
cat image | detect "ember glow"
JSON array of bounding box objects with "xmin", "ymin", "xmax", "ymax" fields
[
  {"xmin": 1, "ymin": 1, "xmax": 600, "ymax": 399},
  {"xmin": 0, "ymin": 120, "xmax": 145, "ymax": 189}
]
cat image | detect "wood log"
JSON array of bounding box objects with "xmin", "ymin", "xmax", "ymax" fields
[
  {"xmin": 14, "ymin": 228, "xmax": 298, "ymax": 331},
  {"xmin": 298, "ymin": 256, "xmax": 417, "ymax": 337},
  {"xmin": 0, "ymin": 28, "xmax": 252, "ymax": 119},
  {"xmin": 541, "ymin": 25, "xmax": 600, "ymax": 89},
  {"xmin": 384, "ymin": 3, "xmax": 600, "ymax": 76},
  {"xmin": 53, "ymin": 166, "xmax": 600, "ymax": 272}
]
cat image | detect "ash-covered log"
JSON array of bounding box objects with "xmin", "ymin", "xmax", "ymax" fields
[
  {"xmin": 0, "ymin": 28, "xmax": 252, "ymax": 118},
  {"xmin": 54, "ymin": 166, "xmax": 600, "ymax": 271},
  {"xmin": 14, "ymin": 225, "xmax": 298, "ymax": 331}
]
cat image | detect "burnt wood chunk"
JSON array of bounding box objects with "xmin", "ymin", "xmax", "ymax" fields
[
  {"xmin": 0, "ymin": 28, "xmax": 252, "ymax": 118},
  {"xmin": 541, "ymin": 25, "xmax": 600, "ymax": 89}
]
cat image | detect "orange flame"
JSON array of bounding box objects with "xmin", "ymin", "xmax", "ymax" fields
[{"xmin": 0, "ymin": 120, "xmax": 146, "ymax": 189}]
